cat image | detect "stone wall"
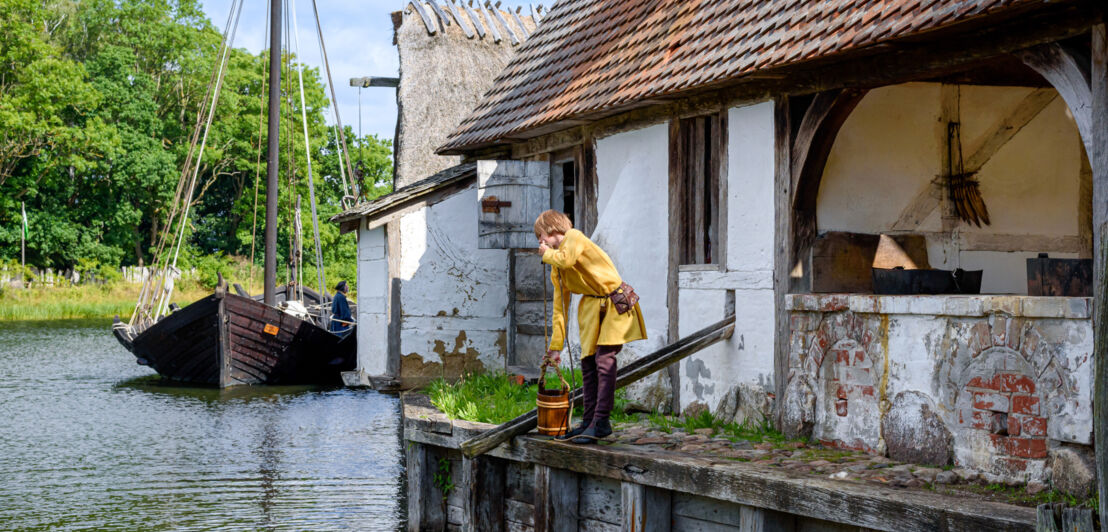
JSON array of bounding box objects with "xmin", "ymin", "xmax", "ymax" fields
[{"xmin": 782, "ymin": 293, "xmax": 1093, "ymax": 484}]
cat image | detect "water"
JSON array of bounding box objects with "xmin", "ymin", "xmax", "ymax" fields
[{"xmin": 0, "ymin": 320, "xmax": 404, "ymax": 531}]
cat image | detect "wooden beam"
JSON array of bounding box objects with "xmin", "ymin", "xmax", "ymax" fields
[
  {"xmin": 1020, "ymin": 42, "xmax": 1094, "ymax": 158},
  {"xmin": 1090, "ymin": 21, "xmax": 1108, "ymax": 532},
  {"xmin": 458, "ymin": 314, "xmax": 736, "ymax": 457},
  {"xmin": 964, "ymin": 88, "xmax": 1057, "ymax": 171},
  {"xmin": 349, "ymin": 76, "xmax": 399, "ymax": 88},
  {"xmin": 773, "ymin": 97, "xmax": 792, "ymax": 430},
  {"xmin": 667, "ymin": 118, "xmax": 683, "ymax": 414},
  {"xmin": 789, "ymin": 89, "xmax": 867, "ymax": 266}
]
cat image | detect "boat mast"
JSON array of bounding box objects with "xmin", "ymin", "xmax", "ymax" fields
[{"xmin": 264, "ymin": 0, "xmax": 281, "ymax": 306}]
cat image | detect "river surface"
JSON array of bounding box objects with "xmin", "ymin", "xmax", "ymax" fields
[{"xmin": 0, "ymin": 320, "xmax": 404, "ymax": 531}]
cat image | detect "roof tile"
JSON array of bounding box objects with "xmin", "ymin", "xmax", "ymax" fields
[{"xmin": 440, "ymin": 0, "xmax": 1039, "ymax": 152}]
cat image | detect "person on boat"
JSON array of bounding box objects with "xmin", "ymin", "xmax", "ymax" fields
[
  {"xmin": 535, "ymin": 210, "xmax": 646, "ymax": 444},
  {"xmin": 330, "ymin": 281, "xmax": 352, "ymax": 333}
]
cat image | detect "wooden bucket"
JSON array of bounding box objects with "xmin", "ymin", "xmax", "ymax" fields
[{"xmin": 536, "ymin": 364, "xmax": 570, "ymax": 437}]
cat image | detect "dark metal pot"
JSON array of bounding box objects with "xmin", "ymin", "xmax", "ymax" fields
[{"xmin": 872, "ymin": 267, "xmax": 982, "ymax": 295}]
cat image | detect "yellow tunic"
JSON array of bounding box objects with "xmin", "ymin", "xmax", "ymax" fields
[{"xmin": 543, "ymin": 229, "xmax": 647, "ymax": 358}]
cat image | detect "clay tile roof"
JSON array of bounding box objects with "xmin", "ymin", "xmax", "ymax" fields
[{"xmin": 439, "ymin": 0, "xmax": 1039, "ymax": 154}]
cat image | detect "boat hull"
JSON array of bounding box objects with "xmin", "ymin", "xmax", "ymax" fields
[{"xmin": 114, "ymin": 292, "xmax": 355, "ymax": 387}]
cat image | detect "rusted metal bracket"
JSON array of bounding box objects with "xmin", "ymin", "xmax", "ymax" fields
[{"xmin": 481, "ymin": 196, "xmax": 512, "ymax": 213}]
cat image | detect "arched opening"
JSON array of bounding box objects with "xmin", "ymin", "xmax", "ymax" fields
[{"xmin": 790, "ymin": 53, "xmax": 1092, "ymax": 296}]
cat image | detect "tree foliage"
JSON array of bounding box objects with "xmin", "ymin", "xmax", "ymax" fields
[{"xmin": 0, "ymin": 0, "xmax": 392, "ymax": 288}]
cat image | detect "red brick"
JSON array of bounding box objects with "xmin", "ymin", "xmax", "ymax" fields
[
  {"xmin": 835, "ymin": 399, "xmax": 848, "ymax": 417},
  {"xmin": 997, "ymin": 373, "xmax": 1035, "ymax": 394},
  {"xmin": 854, "ymin": 349, "xmax": 865, "ymax": 365},
  {"xmin": 969, "ymin": 322, "xmax": 992, "ymax": 355},
  {"xmin": 836, "ymin": 385, "xmax": 847, "ymax": 400},
  {"xmin": 1017, "ymin": 416, "xmax": 1047, "ymax": 437},
  {"xmin": 834, "ymin": 348, "xmax": 851, "ymax": 365},
  {"xmin": 858, "ymin": 385, "xmax": 876, "ymax": 398},
  {"xmin": 1007, "ymin": 416, "xmax": 1021, "ymax": 436},
  {"xmin": 814, "ymin": 330, "xmax": 830, "ymax": 352},
  {"xmin": 966, "ymin": 375, "xmax": 1000, "ymax": 391},
  {"xmin": 1011, "ymin": 395, "xmax": 1040, "ymax": 415},
  {"xmin": 970, "ymin": 411, "xmax": 993, "ymax": 430},
  {"xmin": 1008, "ymin": 437, "xmax": 1047, "ymax": 459},
  {"xmin": 997, "ymin": 457, "xmax": 1028, "ymax": 474},
  {"xmin": 972, "ymin": 392, "xmax": 1010, "ymax": 411}
]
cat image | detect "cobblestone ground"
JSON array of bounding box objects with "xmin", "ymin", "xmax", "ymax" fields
[{"xmin": 603, "ymin": 419, "xmax": 1054, "ymax": 505}]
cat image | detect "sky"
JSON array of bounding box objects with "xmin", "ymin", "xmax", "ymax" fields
[{"xmin": 200, "ymin": 0, "xmax": 534, "ymax": 143}]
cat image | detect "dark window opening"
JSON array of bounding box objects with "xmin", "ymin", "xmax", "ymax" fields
[{"xmin": 675, "ymin": 113, "xmax": 723, "ymax": 265}]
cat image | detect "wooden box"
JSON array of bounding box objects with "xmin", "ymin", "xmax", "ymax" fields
[{"xmin": 1026, "ymin": 254, "xmax": 1092, "ymax": 297}]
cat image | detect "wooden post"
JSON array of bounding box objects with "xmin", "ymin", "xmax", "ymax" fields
[
  {"xmin": 1090, "ymin": 22, "xmax": 1108, "ymax": 531},
  {"xmin": 406, "ymin": 442, "xmax": 445, "ymax": 532},
  {"xmin": 534, "ymin": 465, "xmax": 578, "ymax": 532},
  {"xmin": 620, "ymin": 481, "xmax": 670, "ymax": 532},
  {"xmin": 462, "ymin": 455, "xmax": 505, "ymax": 532},
  {"xmin": 772, "ymin": 97, "xmax": 792, "ymax": 429}
]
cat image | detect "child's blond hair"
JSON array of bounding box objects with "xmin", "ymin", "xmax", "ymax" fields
[{"xmin": 533, "ymin": 210, "xmax": 572, "ymax": 238}]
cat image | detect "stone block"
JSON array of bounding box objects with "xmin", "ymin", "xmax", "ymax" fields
[
  {"xmin": 848, "ymin": 295, "xmax": 878, "ymax": 314},
  {"xmin": 1064, "ymin": 298, "xmax": 1091, "ymax": 319},
  {"xmin": 682, "ymin": 401, "xmax": 709, "ymax": 419},
  {"xmin": 713, "ymin": 383, "xmax": 771, "ymax": 426},
  {"xmin": 882, "ymin": 391, "xmax": 953, "ymax": 466},
  {"xmin": 986, "ymin": 296, "xmax": 1021, "ymax": 316},
  {"xmin": 1050, "ymin": 446, "xmax": 1096, "ymax": 498},
  {"xmin": 1020, "ymin": 297, "xmax": 1066, "ymax": 318}
]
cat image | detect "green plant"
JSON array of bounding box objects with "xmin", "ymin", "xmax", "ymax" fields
[
  {"xmin": 647, "ymin": 411, "xmax": 673, "ymax": 434},
  {"xmin": 432, "ymin": 457, "xmax": 454, "ymax": 497}
]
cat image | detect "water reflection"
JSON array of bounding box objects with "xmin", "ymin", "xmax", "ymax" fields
[{"xmin": 0, "ymin": 320, "xmax": 404, "ymax": 531}]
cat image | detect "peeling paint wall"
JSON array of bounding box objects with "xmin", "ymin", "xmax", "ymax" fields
[
  {"xmin": 356, "ymin": 225, "xmax": 389, "ymax": 376},
  {"xmin": 396, "ymin": 185, "xmax": 509, "ymax": 381},
  {"xmin": 817, "ymin": 83, "xmax": 1085, "ymax": 294},
  {"xmin": 678, "ymin": 102, "xmax": 777, "ymax": 420},
  {"xmin": 784, "ymin": 293, "xmax": 1092, "ymax": 482},
  {"xmin": 593, "ymin": 124, "xmax": 671, "ymax": 409}
]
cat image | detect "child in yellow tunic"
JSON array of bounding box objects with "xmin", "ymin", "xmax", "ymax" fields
[{"xmin": 535, "ymin": 210, "xmax": 646, "ymax": 444}]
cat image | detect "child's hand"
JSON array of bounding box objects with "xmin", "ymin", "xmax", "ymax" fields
[
  {"xmin": 538, "ymin": 242, "xmax": 549, "ymax": 254},
  {"xmin": 543, "ymin": 350, "xmax": 561, "ymax": 366}
]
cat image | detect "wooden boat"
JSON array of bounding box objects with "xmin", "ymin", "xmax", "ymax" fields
[
  {"xmin": 113, "ymin": 280, "xmax": 355, "ymax": 387},
  {"xmin": 111, "ymin": 0, "xmax": 359, "ymax": 387}
]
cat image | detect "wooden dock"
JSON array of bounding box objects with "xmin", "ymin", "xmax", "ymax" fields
[{"xmin": 403, "ymin": 394, "xmax": 1040, "ymax": 532}]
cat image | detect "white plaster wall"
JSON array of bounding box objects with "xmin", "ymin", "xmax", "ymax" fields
[
  {"xmin": 817, "ymin": 83, "xmax": 1085, "ymax": 294},
  {"xmin": 397, "ymin": 185, "xmax": 509, "ymax": 371},
  {"xmin": 593, "ymin": 124, "xmax": 670, "ymax": 372},
  {"xmin": 356, "ymin": 225, "xmax": 389, "ymax": 376},
  {"xmin": 679, "ymin": 102, "xmax": 778, "ymax": 413}
]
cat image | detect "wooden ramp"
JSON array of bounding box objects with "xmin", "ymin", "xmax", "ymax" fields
[{"xmin": 460, "ymin": 314, "xmax": 736, "ymax": 457}]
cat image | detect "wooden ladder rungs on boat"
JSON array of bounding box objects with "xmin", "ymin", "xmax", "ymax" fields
[{"xmin": 460, "ymin": 314, "xmax": 737, "ymax": 457}]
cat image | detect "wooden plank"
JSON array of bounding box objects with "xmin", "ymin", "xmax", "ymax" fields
[
  {"xmin": 1090, "ymin": 22, "xmax": 1108, "ymax": 532},
  {"xmin": 387, "ymin": 223, "xmax": 402, "ymax": 378},
  {"xmin": 1079, "ymin": 151, "xmax": 1093, "ymax": 258},
  {"xmin": 479, "ymin": 2, "xmax": 502, "ymax": 43},
  {"xmin": 488, "ymin": 2, "xmax": 520, "ymax": 45},
  {"xmin": 579, "ymin": 518, "xmax": 619, "ymax": 532},
  {"xmin": 1060, "ymin": 507, "xmax": 1094, "ymax": 532},
  {"xmin": 407, "ymin": 442, "xmax": 427, "ymax": 532},
  {"xmin": 672, "ymin": 515, "xmax": 741, "ymax": 532},
  {"xmin": 674, "ymin": 493, "xmax": 742, "ymax": 527},
  {"xmin": 459, "ymin": 314, "xmax": 735, "ymax": 457},
  {"xmin": 578, "ymin": 476, "xmax": 621, "ymax": 524},
  {"xmin": 621, "ymin": 481, "xmax": 671, "ymax": 532},
  {"xmin": 217, "ymin": 298, "xmax": 231, "ymax": 388},
  {"xmin": 463, "ymin": 455, "xmax": 506, "ymax": 532},
  {"xmin": 891, "ymin": 179, "xmax": 942, "ymax": 231},
  {"xmin": 534, "ymin": 465, "xmax": 578, "ymax": 532},
  {"xmin": 446, "ymin": 1, "xmax": 475, "ymax": 38},
  {"xmin": 506, "ymin": 498, "xmax": 535, "ymax": 527}
]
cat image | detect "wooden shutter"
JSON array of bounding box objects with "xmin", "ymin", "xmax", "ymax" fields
[{"xmin": 477, "ymin": 160, "xmax": 551, "ymax": 249}]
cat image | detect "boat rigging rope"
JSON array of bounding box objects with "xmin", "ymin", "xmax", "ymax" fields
[
  {"xmin": 158, "ymin": 0, "xmax": 245, "ymax": 321},
  {"xmin": 310, "ymin": 0, "xmax": 355, "ymax": 201},
  {"xmin": 130, "ymin": 0, "xmax": 242, "ymax": 327},
  {"xmin": 250, "ymin": 0, "xmax": 273, "ymax": 287},
  {"xmin": 290, "ymin": 0, "xmax": 328, "ymax": 308}
]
